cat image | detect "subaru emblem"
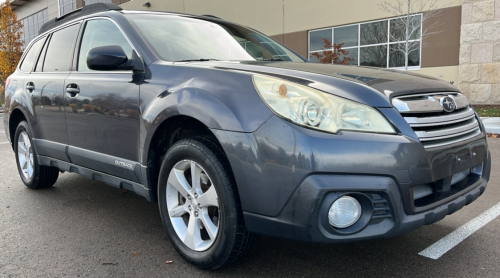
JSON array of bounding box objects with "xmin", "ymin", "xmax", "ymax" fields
[{"xmin": 440, "ymin": 96, "xmax": 456, "ymax": 113}]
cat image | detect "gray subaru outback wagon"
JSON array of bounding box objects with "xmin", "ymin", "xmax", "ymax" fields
[{"xmin": 2, "ymin": 3, "xmax": 491, "ymax": 269}]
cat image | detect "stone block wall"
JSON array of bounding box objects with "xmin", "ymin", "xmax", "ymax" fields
[{"xmin": 459, "ymin": 0, "xmax": 500, "ymax": 104}]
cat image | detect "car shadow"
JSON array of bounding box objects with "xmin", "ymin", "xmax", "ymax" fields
[{"xmin": 18, "ymin": 172, "xmax": 466, "ymax": 277}]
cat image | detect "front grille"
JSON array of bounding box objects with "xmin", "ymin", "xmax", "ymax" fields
[
  {"xmin": 401, "ymin": 107, "xmax": 468, "ymax": 118},
  {"xmin": 392, "ymin": 93, "xmax": 481, "ymax": 148}
]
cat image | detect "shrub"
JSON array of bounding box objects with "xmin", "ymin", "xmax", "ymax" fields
[
  {"xmin": 69, "ymin": 103, "xmax": 78, "ymax": 113},
  {"xmin": 83, "ymin": 104, "xmax": 91, "ymax": 112}
]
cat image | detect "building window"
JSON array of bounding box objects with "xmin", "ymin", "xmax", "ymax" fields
[
  {"xmin": 308, "ymin": 15, "xmax": 422, "ymax": 69},
  {"xmin": 20, "ymin": 9, "xmax": 48, "ymax": 48},
  {"xmin": 59, "ymin": 0, "xmax": 77, "ymax": 16},
  {"xmin": 84, "ymin": 0, "xmax": 112, "ymax": 5}
]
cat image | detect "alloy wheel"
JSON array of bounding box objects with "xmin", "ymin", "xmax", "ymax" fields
[
  {"xmin": 17, "ymin": 131, "xmax": 34, "ymax": 180},
  {"xmin": 166, "ymin": 160, "xmax": 220, "ymax": 251}
]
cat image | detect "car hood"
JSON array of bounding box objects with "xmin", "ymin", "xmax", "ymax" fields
[{"xmin": 178, "ymin": 61, "xmax": 460, "ymax": 108}]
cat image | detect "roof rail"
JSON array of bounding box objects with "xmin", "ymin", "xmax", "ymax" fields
[
  {"xmin": 39, "ymin": 3, "xmax": 122, "ymax": 34},
  {"xmin": 202, "ymin": 15, "xmax": 222, "ymax": 19}
]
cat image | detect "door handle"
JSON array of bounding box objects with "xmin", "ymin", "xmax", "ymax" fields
[
  {"xmin": 26, "ymin": 82, "xmax": 35, "ymax": 93},
  {"xmin": 66, "ymin": 84, "xmax": 80, "ymax": 97}
]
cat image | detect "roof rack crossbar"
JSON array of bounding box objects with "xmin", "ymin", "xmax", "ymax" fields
[{"xmin": 39, "ymin": 3, "xmax": 122, "ymax": 34}]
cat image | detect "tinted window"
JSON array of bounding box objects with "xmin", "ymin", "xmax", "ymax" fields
[
  {"xmin": 20, "ymin": 38, "xmax": 45, "ymax": 72},
  {"xmin": 308, "ymin": 16, "xmax": 422, "ymax": 68},
  {"xmin": 43, "ymin": 24, "xmax": 79, "ymax": 72},
  {"xmin": 334, "ymin": 25, "xmax": 358, "ymax": 47},
  {"xmin": 78, "ymin": 19, "xmax": 133, "ymax": 71},
  {"xmin": 342, "ymin": 48, "xmax": 358, "ymax": 66},
  {"xmin": 390, "ymin": 15, "xmax": 421, "ymax": 42},
  {"xmin": 309, "ymin": 29, "xmax": 332, "ymax": 51},
  {"xmin": 309, "ymin": 53, "xmax": 320, "ymax": 63},
  {"xmin": 360, "ymin": 45, "xmax": 387, "ymax": 67},
  {"xmin": 360, "ymin": 21, "xmax": 388, "ymax": 45},
  {"xmin": 390, "ymin": 44, "xmax": 420, "ymax": 67}
]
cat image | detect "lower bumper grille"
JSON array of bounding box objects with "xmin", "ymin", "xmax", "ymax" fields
[
  {"xmin": 371, "ymin": 194, "xmax": 392, "ymax": 220},
  {"xmin": 411, "ymin": 164, "xmax": 483, "ymax": 210}
]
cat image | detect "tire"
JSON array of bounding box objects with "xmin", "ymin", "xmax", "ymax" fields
[
  {"xmin": 158, "ymin": 137, "xmax": 258, "ymax": 269},
  {"xmin": 14, "ymin": 121, "xmax": 59, "ymax": 189}
]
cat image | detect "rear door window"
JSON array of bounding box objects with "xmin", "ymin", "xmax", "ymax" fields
[
  {"xmin": 42, "ymin": 24, "xmax": 80, "ymax": 72},
  {"xmin": 20, "ymin": 38, "xmax": 45, "ymax": 72}
]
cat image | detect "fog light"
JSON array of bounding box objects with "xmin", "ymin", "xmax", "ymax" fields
[{"xmin": 328, "ymin": 196, "xmax": 362, "ymax": 228}]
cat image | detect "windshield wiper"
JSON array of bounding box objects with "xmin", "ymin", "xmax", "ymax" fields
[{"xmin": 175, "ymin": 59, "xmax": 220, "ymax": 62}]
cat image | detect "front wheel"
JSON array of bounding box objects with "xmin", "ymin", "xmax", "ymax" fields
[{"xmin": 158, "ymin": 137, "xmax": 258, "ymax": 269}]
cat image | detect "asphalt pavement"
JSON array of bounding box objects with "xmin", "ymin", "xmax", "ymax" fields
[{"xmin": 1, "ymin": 120, "xmax": 500, "ymax": 277}]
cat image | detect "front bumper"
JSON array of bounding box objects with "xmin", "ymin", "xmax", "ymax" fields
[
  {"xmin": 243, "ymin": 156, "xmax": 490, "ymax": 242},
  {"xmin": 213, "ymin": 112, "xmax": 491, "ymax": 243}
]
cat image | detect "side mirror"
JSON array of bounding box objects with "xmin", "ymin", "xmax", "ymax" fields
[
  {"xmin": 87, "ymin": 45, "xmax": 128, "ymax": 71},
  {"xmin": 87, "ymin": 45, "xmax": 144, "ymax": 72}
]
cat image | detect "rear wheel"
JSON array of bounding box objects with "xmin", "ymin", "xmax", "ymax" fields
[
  {"xmin": 14, "ymin": 121, "xmax": 59, "ymax": 189},
  {"xmin": 158, "ymin": 137, "xmax": 258, "ymax": 269}
]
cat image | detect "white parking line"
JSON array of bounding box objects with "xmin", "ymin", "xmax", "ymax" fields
[
  {"xmin": 419, "ymin": 202, "xmax": 500, "ymax": 259},
  {"xmin": 0, "ymin": 142, "xmax": 10, "ymax": 145}
]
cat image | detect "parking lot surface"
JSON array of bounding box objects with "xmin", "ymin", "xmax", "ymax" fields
[{"xmin": 1, "ymin": 119, "xmax": 499, "ymax": 277}]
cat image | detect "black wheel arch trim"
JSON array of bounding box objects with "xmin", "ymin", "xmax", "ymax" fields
[{"xmin": 8, "ymin": 106, "xmax": 35, "ymax": 149}]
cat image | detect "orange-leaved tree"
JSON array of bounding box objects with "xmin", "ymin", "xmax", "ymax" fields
[
  {"xmin": 0, "ymin": 1, "xmax": 24, "ymax": 84},
  {"xmin": 311, "ymin": 38, "xmax": 354, "ymax": 65},
  {"xmin": 0, "ymin": 84, "xmax": 4, "ymax": 107}
]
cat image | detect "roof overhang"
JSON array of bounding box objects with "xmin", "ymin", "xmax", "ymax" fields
[{"xmin": 9, "ymin": 0, "xmax": 34, "ymax": 10}]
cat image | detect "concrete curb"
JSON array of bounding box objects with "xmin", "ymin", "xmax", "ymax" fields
[{"xmin": 481, "ymin": 117, "xmax": 500, "ymax": 134}]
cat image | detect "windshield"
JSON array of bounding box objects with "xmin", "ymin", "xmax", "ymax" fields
[{"xmin": 126, "ymin": 14, "xmax": 304, "ymax": 62}]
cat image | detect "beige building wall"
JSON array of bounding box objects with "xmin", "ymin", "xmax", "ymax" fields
[
  {"xmin": 12, "ymin": 0, "xmax": 131, "ymax": 21},
  {"xmin": 120, "ymin": 0, "xmax": 285, "ymax": 35},
  {"xmin": 459, "ymin": 0, "xmax": 500, "ymax": 104},
  {"xmin": 284, "ymin": 0, "xmax": 461, "ymax": 34},
  {"xmin": 418, "ymin": 66, "xmax": 459, "ymax": 85},
  {"xmin": 13, "ymin": 0, "xmax": 58, "ymax": 20},
  {"xmin": 121, "ymin": 0, "xmax": 461, "ymax": 35}
]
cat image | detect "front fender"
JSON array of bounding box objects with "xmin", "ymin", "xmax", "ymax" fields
[
  {"xmin": 139, "ymin": 63, "xmax": 274, "ymax": 165},
  {"xmin": 146, "ymin": 86, "xmax": 251, "ymax": 131}
]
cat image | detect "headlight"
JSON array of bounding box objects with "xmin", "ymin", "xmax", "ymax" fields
[{"xmin": 252, "ymin": 74, "xmax": 396, "ymax": 134}]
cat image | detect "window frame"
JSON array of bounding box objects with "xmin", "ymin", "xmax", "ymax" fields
[
  {"xmin": 18, "ymin": 36, "xmax": 48, "ymax": 73},
  {"xmin": 72, "ymin": 17, "xmax": 141, "ymax": 74},
  {"xmin": 36, "ymin": 22, "xmax": 82, "ymax": 74},
  {"xmin": 307, "ymin": 14, "xmax": 423, "ymax": 70}
]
